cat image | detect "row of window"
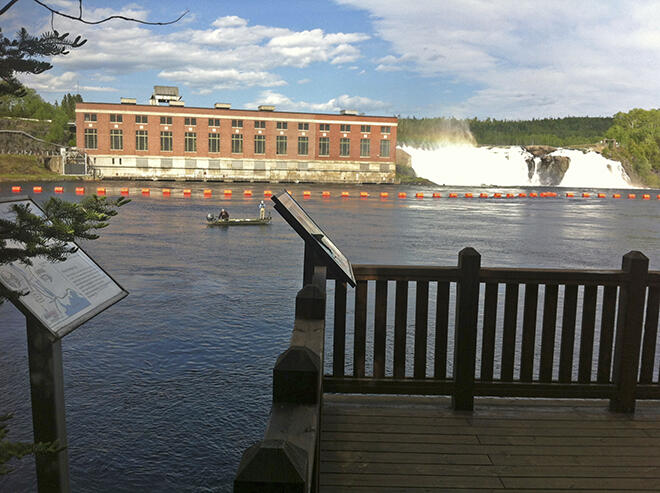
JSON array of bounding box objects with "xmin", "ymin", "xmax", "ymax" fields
[
  {"xmin": 84, "ymin": 129, "xmax": 391, "ymax": 157},
  {"xmin": 83, "ymin": 113, "xmax": 391, "ymax": 133}
]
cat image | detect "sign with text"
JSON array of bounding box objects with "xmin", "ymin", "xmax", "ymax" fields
[
  {"xmin": 0, "ymin": 198, "xmax": 127, "ymax": 338},
  {"xmin": 271, "ymin": 190, "xmax": 355, "ymax": 286}
]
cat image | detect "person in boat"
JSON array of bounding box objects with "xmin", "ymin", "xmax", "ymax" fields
[
  {"xmin": 206, "ymin": 213, "xmax": 214, "ymax": 222},
  {"xmin": 258, "ymin": 200, "xmax": 266, "ymax": 220},
  {"xmin": 219, "ymin": 209, "xmax": 229, "ymax": 220}
]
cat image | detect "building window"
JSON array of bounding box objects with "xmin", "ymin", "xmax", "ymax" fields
[
  {"xmin": 160, "ymin": 131, "xmax": 173, "ymax": 151},
  {"xmin": 340, "ymin": 124, "xmax": 351, "ymax": 132},
  {"xmin": 360, "ymin": 138, "xmax": 370, "ymax": 157},
  {"xmin": 110, "ymin": 114, "xmax": 123, "ymax": 123},
  {"xmin": 136, "ymin": 130, "xmax": 148, "ymax": 151},
  {"xmin": 135, "ymin": 115, "xmax": 148, "ymax": 124},
  {"xmin": 360, "ymin": 125, "xmax": 371, "ymax": 133},
  {"xmin": 340, "ymin": 138, "xmax": 350, "ymax": 156},
  {"xmin": 380, "ymin": 139, "xmax": 390, "ymax": 157},
  {"xmin": 232, "ymin": 119, "xmax": 243, "ymax": 128},
  {"xmin": 381, "ymin": 126, "xmax": 391, "ymax": 133},
  {"xmin": 276, "ymin": 121, "xmax": 288, "ymax": 130},
  {"xmin": 319, "ymin": 123, "xmax": 330, "ymax": 132},
  {"xmin": 254, "ymin": 135, "xmax": 265, "ymax": 154},
  {"xmin": 84, "ymin": 128, "xmax": 97, "ymax": 149},
  {"xmin": 254, "ymin": 120, "xmax": 266, "ymax": 129},
  {"xmin": 160, "ymin": 116, "xmax": 172, "ymax": 125},
  {"xmin": 184, "ymin": 132, "xmax": 197, "ymax": 152},
  {"xmin": 319, "ymin": 137, "xmax": 329, "ymax": 156},
  {"xmin": 84, "ymin": 113, "xmax": 97, "ymax": 122},
  {"xmin": 110, "ymin": 129, "xmax": 123, "ymax": 150},
  {"xmin": 232, "ymin": 134, "xmax": 243, "ymax": 153},
  {"xmin": 276, "ymin": 136, "xmax": 287, "ymax": 155},
  {"xmin": 184, "ymin": 117, "xmax": 196, "ymax": 126},
  {"xmin": 298, "ymin": 136, "xmax": 309, "ymax": 156},
  {"xmin": 297, "ymin": 122, "xmax": 309, "ymax": 131},
  {"xmin": 209, "ymin": 118, "xmax": 220, "ymax": 127},
  {"xmin": 208, "ymin": 133, "xmax": 220, "ymax": 153}
]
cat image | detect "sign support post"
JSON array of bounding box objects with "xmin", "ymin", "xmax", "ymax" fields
[{"xmin": 26, "ymin": 314, "xmax": 70, "ymax": 493}]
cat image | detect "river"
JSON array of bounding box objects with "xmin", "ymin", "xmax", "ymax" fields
[{"xmin": 1, "ymin": 181, "xmax": 659, "ymax": 491}]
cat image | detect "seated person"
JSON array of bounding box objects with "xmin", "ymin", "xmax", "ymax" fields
[{"xmin": 219, "ymin": 209, "xmax": 229, "ymax": 220}]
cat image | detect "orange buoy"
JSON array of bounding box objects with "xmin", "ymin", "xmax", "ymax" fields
[
  {"xmin": 582, "ymin": 192, "xmax": 591, "ymax": 198},
  {"xmin": 97, "ymin": 187, "xmax": 106, "ymax": 195},
  {"xmin": 597, "ymin": 193, "xmax": 606, "ymax": 198},
  {"xmin": 628, "ymin": 193, "xmax": 636, "ymax": 199},
  {"xmin": 398, "ymin": 192, "xmax": 407, "ymax": 198},
  {"xmin": 11, "ymin": 185, "xmax": 21, "ymax": 193},
  {"xmin": 432, "ymin": 192, "xmax": 442, "ymax": 198},
  {"xmin": 322, "ymin": 191, "xmax": 330, "ymax": 197},
  {"xmin": 566, "ymin": 192, "xmax": 574, "ymax": 198},
  {"xmin": 493, "ymin": 193, "xmax": 502, "ymax": 198},
  {"xmin": 657, "ymin": 194, "xmax": 660, "ymax": 200},
  {"xmin": 303, "ymin": 190, "xmax": 311, "ymax": 197},
  {"xmin": 479, "ymin": 192, "xmax": 488, "ymax": 198},
  {"xmin": 465, "ymin": 193, "xmax": 473, "ymax": 198},
  {"xmin": 263, "ymin": 190, "xmax": 273, "ymax": 197},
  {"xmin": 203, "ymin": 189, "xmax": 212, "ymax": 197},
  {"xmin": 642, "ymin": 194, "xmax": 650, "ymax": 200},
  {"xmin": 75, "ymin": 187, "xmax": 85, "ymax": 195},
  {"xmin": 224, "ymin": 189, "xmax": 232, "ymax": 195},
  {"xmin": 506, "ymin": 193, "xmax": 514, "ymax": 198},
  {"xmin": 518, "ymin": 193, "xmax": 527, "ymax": 198},
  {"xmin": 415, "ymin": 192, "xmax": 424, "ymax": 198},
  {"xmin": 448, "ymin": 193, "xmax": 457, "ymax": 198},
  {"xmin": 529, "ymin": 192, "xmax": 538, "ymax": 198},
  {"xmin": 612, "ymin": 193, "xmax": 621, "ymax": 199},
  {"xmin": 162, "ymin": 188, "xmax": 171, "ymax": 196},
  {"xmin": 183, "ymin": 189, "xmax": 192, "ymax": 197},
  {"xmin": 341, "ymin": 191, "xmax": 349, "ymax": 197},
  {"xmin": 380, "ymin": 192, "xmax": 389, "ymax": 198},
  {"xmin": 244, "ymin": 190, "xmax": 252, "ymax": 196},
  {"xmin": 141, "ymin": 188, "xmax": 150, "ymax": 196},
  {"xmin": 120, "ymin": 188, "xmax": 129, "ymax": 196},
  {"xmin": 550, "ymin": 192, "xmax": 558, "ymax": 197},
  {"xmin": 33, "ymin": 186, "xmax": 42, "ymax": 193},
  {"xmin": 360, "ymin": 191, "xmax": 369, "ymax": 198},
  {"xmin": 54, "ymin": 186, "xmax": 64, "ymax": 194}
]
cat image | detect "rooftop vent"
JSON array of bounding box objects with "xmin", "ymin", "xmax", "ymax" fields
[
  {"xmin": 340, "ymin": 109, "xmax": 358, "ymax": 116},
  {"xmin": 258, "ymin": 105, "xmax": 275, "ymax": 112},
  {"xmin": 169, "ymin": 100, "xmax": 185, "ymax": 107},
  {"xmin": 214, "ymin": 103, "xmax": 231, "ymax": 109},
  {"xmin": 120, "ymin": 97, "xmax": 136, "ymax": 105}
]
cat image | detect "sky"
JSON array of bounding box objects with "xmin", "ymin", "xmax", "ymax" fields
[{"xmin": 4, "ymin": 0, "xmax": 660, "ymax": 119}]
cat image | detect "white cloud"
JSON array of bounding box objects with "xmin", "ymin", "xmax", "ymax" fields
[
  {"xmin": 335, "ymin": 0, "xmax": 660, "ymax": 117},
  {"xmin": 247, "ymin": 90, "xmax": 390, "ymax": 113},
  {"xmin": 297, "ymin": 78, "xmax": 312, "ymax": 85},
  {"xmin": 20, "ymin": 71, "xmax": 117, "ymax": 93},
  {"xmin": 158, "ymin": 68, "xmax": 287, "ymax": 90}
]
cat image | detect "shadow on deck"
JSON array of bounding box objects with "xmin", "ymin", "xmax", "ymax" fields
[{"xmin": 321, "ymin": 394, "xmax": 660, "ymax": 491}]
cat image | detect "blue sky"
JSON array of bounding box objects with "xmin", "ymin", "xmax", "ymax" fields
[{"xmin": 5, "ymin": 0, "xmax": 660, "ymax": 118}]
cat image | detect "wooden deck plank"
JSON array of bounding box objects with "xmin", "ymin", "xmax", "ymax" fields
[{"xmin": 321, "ymin": 394, "xmax": 660, "ymax": 491}]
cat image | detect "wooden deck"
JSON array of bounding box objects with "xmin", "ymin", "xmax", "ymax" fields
[{"xmin": 321, "ymin": 394, "xmax": 660, "ymax": 492}]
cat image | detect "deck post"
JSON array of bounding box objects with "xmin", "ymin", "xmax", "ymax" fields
[
  {"xmin": 610, "ymin": 251, "xmax": 649, "ymax": 413},
  {"xmin": 452, "ymin": 247, "xmax": 481, "ymax": 411}
]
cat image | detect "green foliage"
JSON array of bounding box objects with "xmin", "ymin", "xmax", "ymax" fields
[
  {"xmin": 1, "ymin": 414, "xmax": 59, "ymax": 475},
  {"xmin": 397, "ymin": 117, "xmax": 475, "ymax": 148},
  {"xmin": 603, "ymin": 108, "xmax": 660, "ymax": 186}
]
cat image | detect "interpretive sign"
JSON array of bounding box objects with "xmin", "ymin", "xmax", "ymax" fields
[
  {"xmin": 0, "ymin": 198, "xmax": 127, "ymax": 339},
  {"xmin": 271, "ymin": 190, "xmax": 355, "ymax": 287}
]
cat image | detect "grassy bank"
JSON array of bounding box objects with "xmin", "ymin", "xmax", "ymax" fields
[{"xmin": 0, "ymin": 154, "xmax": 77, "ymax": 182}]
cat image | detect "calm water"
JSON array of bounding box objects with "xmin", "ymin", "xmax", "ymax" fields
[{"xmin": 1, "ymin": 181, "xmax": 659, "ymax": 492}]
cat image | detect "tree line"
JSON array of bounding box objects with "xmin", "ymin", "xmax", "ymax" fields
[{"xmin": 0, "ymin": 88, "xmax": 81, "ymax": 145}]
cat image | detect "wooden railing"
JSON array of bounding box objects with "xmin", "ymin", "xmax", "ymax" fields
[
  {"xmin": 234, "ymin": 267, "xmax": 326, "ymax": 492},
  {"xmin": 324, "ymin": 249, "xmax": 660, "ymax": 412}
]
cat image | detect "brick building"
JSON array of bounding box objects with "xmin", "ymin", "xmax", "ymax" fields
[{"xmin": 75, "ymin": 94, "xmax": 397, "ymax": 183}]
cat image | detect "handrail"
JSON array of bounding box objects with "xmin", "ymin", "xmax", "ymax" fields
[{"xmin": 235, "ymin": 266, "xmax": 327, "ymax": 492}]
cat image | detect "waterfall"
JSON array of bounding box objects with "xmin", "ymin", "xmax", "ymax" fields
[{"xmin": 403, "ymin": 144, "xmax": 633, "ymax": 188}]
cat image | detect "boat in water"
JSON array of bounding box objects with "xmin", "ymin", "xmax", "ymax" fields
[{"xmin": 206, "ymin": 213, "xmax": 272, "ymax": 226}]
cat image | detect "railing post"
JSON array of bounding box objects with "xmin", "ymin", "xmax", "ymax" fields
[
  {"xmin": 610, "ymin": 251, "xmax": 648, "ymax": 413},
  {"xmin": 452, "ymin": 247, "xmax": 481, "ymax": 411}
]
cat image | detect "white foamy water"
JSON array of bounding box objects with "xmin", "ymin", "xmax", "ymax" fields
[{"xmin": 404, "ymin": 144, "xmax": 633, "ymax": 188}]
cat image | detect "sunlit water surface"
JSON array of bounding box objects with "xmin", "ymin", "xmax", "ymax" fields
[{"xmin": 1, "ymin": 182, "xmax": 659, "ymax": 492}]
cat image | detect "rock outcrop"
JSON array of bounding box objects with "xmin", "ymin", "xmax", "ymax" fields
[{"xmin": 523, "ymin": 145, "xmax": 571, "ymax": 186}]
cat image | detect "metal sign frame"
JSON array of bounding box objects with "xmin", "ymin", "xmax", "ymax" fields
[{"xmin": 271, "ymin": 190, "xmax": 356, "ymax": 287}]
